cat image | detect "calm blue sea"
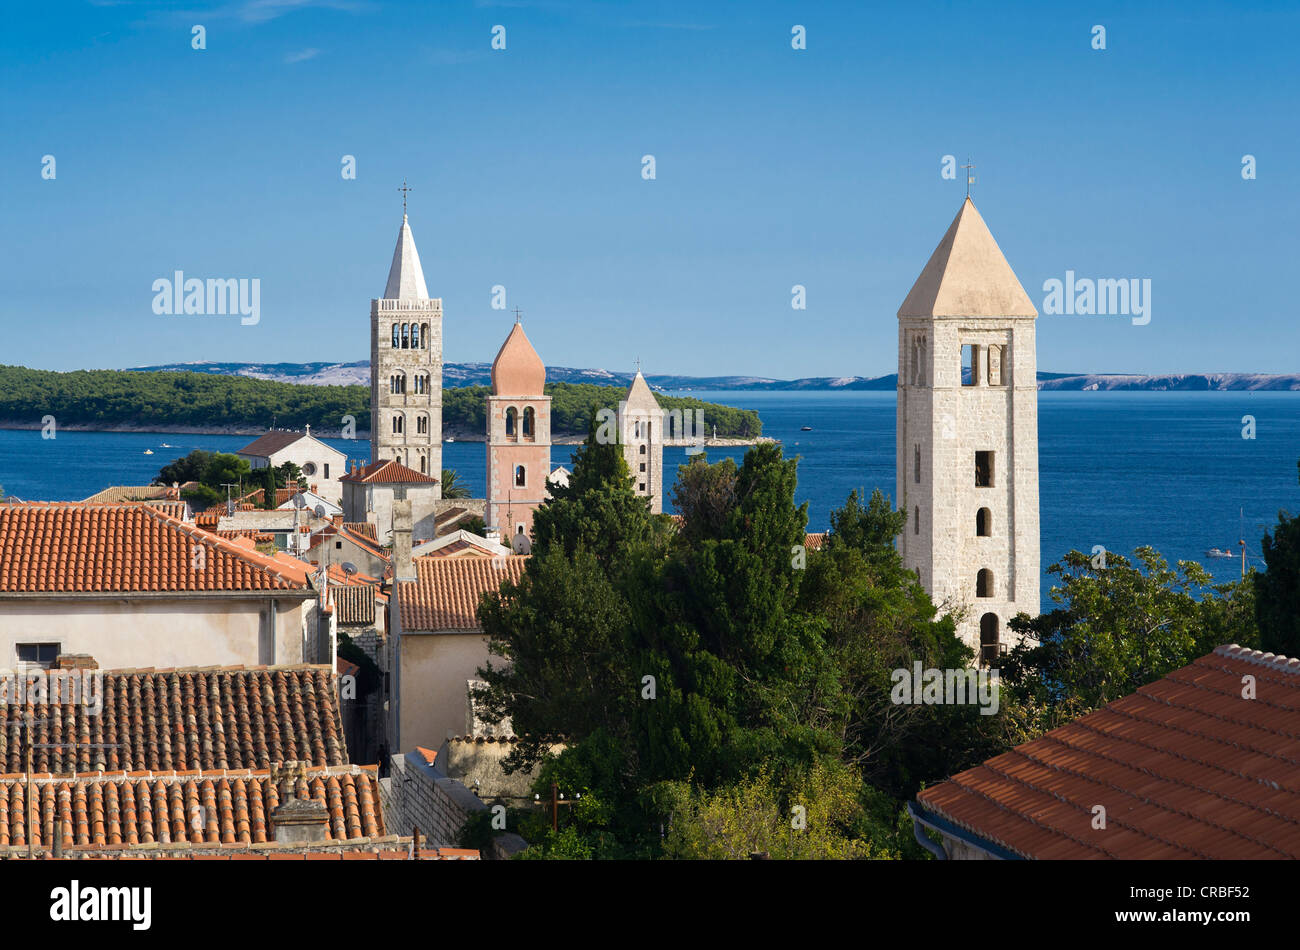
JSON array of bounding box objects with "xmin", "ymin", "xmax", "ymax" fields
[{"xmin": 1, "ymin": 391, "xmax": 1297, "ymax": 604}]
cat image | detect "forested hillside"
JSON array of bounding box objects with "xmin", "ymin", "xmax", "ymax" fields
[{"xmin": 0, "ymin": 366, "xmax": 761, "ymax": 438}]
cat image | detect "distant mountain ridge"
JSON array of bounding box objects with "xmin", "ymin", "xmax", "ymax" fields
[{"xmin": 128, "ymin": 362, "xmax": 1300, "ymax": 392}]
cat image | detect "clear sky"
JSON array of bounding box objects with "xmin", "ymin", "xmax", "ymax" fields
[{"xmin": 3, "ymin": 0, "xmax": 1297, "ymax": 378}]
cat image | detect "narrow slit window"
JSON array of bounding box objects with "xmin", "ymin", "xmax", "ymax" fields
[{"xmin": 961, "ymin": 344, "xmax": 979, "ymax": 386}]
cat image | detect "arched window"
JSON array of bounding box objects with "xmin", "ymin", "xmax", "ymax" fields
[
  {"xmin": 505, "ymin": 407, "xmax": 517, "ymax": 439},
  {"xmin": 980, "ymin": 613, "xmax": 999, "ymax": 665},
  {"xmin": 976, "ymin": 569, "xmax": 993, "ymax": 598},
  {"xmin": 391, "ymin": 325, "xmax": 400, "ymax": 348},
  {"xmin": 410, "ymin": 323, "xmax": 420, "ymax": 349},
  {"xmin": 420, "ymin": 456, "xmax": 427, "ymax": 474},
  {"xmin": 421, "ymin": 323, "xmax": 430, "ymax": 349},
  {"xmin": 402, "ymin": 324, "xmax": 410, "ymax": 349},
  {"xmin": 392, "ymin": 414, "xmax": 404, "ymax": 434},
  {"xmin": 639, "ymin": 444, "xmax": 646, "ymax": 455},
  {"xmin": 976, "ymin": 508, "xmax": 991, "ymax": 537},
  {"xmin": 522, "ymin": 406, "xmax": 535, "ymax": 440},
  {"xmin": 634, "ymin": 420, "xmax": 641, "ymax": 438},
  {"xmin": 514, "ymin": 465, "xmax": 526, "ymax": 487}
]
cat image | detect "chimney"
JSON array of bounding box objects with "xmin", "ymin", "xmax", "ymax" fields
[
  {"xmin": 270, "ymin": 797, "xmax": 330, "ymax": 844},
  {"xmin": 53, "ymin": 654, "xmax": 98, "ymax": 671},
  {"xmin": 393, "ymin": 498, "xmax": 416, "ymax": 582},
  {"xmin": 332, "ymin": 514, "xmax": 343, "ymax": 526}
]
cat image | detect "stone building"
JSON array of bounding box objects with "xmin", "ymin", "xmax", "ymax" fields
[
  {"xmin": 896, "ymin": 197, "xmax": 1040, "ymax": 660},
  {"xmin": 236, "ymin": 429, "xmax": 348, "ymax": 506},
  {"xmin": 340, "ymin": 458, "xmax": 441, "ymax": 546},
  {"xmin": 370, "ymin": 212, "xmax": 443, "ymax": 485},
  {"xmin": 618, "ymin": 370, "xmax": 665, "ymax": 514},
  {"xmin": 484, "ymin": 321, "xmax": 552, "ymax": 541}
]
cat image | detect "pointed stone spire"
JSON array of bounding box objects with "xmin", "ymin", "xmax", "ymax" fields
[
  {"xmin": 898, "ymin": 197, "xmax": 1036, "ymax": 318},
  {"xmin": 624, "ymin": 370, "xmax": 660, "ymax": 411},
  {"xmin": 384, "ymin": 214, "xmax": 430, "ymax": 300}
]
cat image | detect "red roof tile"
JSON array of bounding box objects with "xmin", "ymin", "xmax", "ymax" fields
[
  {"xmin": 0, "ymin": 504, "xmax": 312, "ymax": 593},
  {"xmin": 236, "ymin": 431, "xmax": 312, "ymax": 459},
  {"xmin": 344, "ymin": 522, "xmax": 378, "ymax": 541},
  {"xmin": 341, "ymin": 459, "xmax": 437, "ymax": 485},
  {"xmin": 398, "ymin": 556, "xmax": 528, "ymax": 631},
  {"xmin": 0, "ymin": 666, "xmax": 347, "ymax": 773},
  {"xmin": 916, "ymin": 645, "xmax": 1300, "ymax": 859}
]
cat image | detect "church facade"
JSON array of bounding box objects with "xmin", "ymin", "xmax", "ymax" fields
[
  {"xmin": 370, "ymin": 213, "xmax": 443, "ymax": 491},
  {"xmin": 896, "ymin": 197, "xmax": 1040, "ymax": 661}
]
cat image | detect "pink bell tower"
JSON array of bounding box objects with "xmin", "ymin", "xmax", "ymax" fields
[{"xmin": 485, "ymin": 318, "xmax": 552, "ymax": 543}]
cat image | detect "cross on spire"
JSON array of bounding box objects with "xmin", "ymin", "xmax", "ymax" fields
[
  {"xmin": 398, "ymin": 179, "xmax": 412, "ymax": 215},
  {"xmin": 961, "ymin": 157, "xmax": 975, "ymax": 197},
  {"xmin": 512, "ymin": 306, "xmax": 523, "ymax": 323},
  {"xmin": 635, "ymin": 356, "xmax": 642, "ymax": 373}
]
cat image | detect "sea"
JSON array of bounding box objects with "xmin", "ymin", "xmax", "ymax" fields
[{"xmin": 1, "ymin": 390, "xmax": 1297, "ymax": 606}]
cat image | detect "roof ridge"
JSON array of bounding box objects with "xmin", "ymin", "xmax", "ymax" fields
[
  {"xmin": 1214, "ymin": 643, "xmax": 1300, "ymax": 673},
  {"xmin": 144, "ymin": 505, "xmax": 313, "ymax": 588}
]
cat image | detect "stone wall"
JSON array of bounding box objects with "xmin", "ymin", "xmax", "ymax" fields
[{"xmin": 381, "ymin": 751, "xmax": 527, "ymax": 859}]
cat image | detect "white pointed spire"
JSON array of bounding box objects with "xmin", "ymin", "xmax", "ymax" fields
[
  {"xmin": 624, "ymin": 370, "xmax": 661, "ymax": 411},
  {"xmin": 384, "ymin": 214, "xmax": 430, "ymax": 300}
]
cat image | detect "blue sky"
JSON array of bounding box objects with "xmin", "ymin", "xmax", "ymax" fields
[{"xmin": 2, "ymin": 0, "xmax": 1297, "ymax": 378}]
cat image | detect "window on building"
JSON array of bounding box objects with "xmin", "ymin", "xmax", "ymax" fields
[
  {"xmin": 420, "ymin": 456, "xmax": 427, "ymax": 474},
  {"xmin": 523, "ymin": 407, "xmax": 535, "ymax": 440},
  {"xmin": 639, "ymin": 462, "xmax": 646, "ymax": 472},
  {"xmin": 302, "ymin": 462, "xmax": 317, "ymax": 477},
  {"xmin": 914, "ymin": 444, "xmax": 921, "ymax": 484},
  {"xmin": 961, "ymin": 344, "xmax": 980, "ymax": 386},
  {"xmin": 392, "ymin": 325, "xmax": 400, "ymax": 348},
  {"xmin": 976, "ymin": 507, "xmax": 991, "ymax": 537},
  {"xmin": 392, "ymin": 415, "xmax": 404, "ymax": 435},
  {"xmin": 914, "ymin": 506, "xmax": 919, "ymax": 535},
  {"xmin": 410, "ymin": 323, "xmax": 420, "ymax": 349},
  {"xmin": 324, "ymin": 464, "xmax": 329, "ymax": 479},
  {"xmin": 639, "ymin": 482, "xmax": 646, "ymax": 492},
  {"xmin": 16, "ymin": 643, "xmax": 60, "ymax": 668},
  {"xmin": 335, "ymin": 541, "xmax": 342, "ymax": 550},
  {"xmin": 975, "ymin": 451, "xmax": 993, "ymax": 487},
  {"xmin": 422, "ymin": 323, "xmax": 430, "ymax": 349},
  {"xmin": 979, "ymin": 613, "xmax": 1000, "ymax": 666},
  {"xmin": 986, "ymin": 344, "xmax": 1004, "ymax": 386},
  {"xmin": 505, "ymin": 407, "xmax": 517, "ymax": 439},
  {"xmin": 402, "ymin": 324, "xmax": 410, "ymax": 349},
  {"xmin": 515, "ymin": 465, "xmax": 526, "ymax": 487},
  {"xmin": 977, "ymin": 569, "xmax": 993, "ymax": 598},
  {"xmin": 639, "ymin": 444, "xmax": 646, "ymax": 455}
]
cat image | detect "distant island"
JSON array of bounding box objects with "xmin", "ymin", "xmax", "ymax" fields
[
  {"xmin": 130, "ymin": 361, "xmax": 1300, "ymax": 392},
  {"xmin": 0, "ymin": 366, "xmax": 762, "ymax": 440}
]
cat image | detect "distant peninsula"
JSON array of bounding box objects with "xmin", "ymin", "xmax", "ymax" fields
[
  {"xmin": 129, "ymin": 361, "xmax": 1300, "ymax": 392},
  {"xmin": 0, "ymin": 366, "xmax": 762, "ymax": 440}
]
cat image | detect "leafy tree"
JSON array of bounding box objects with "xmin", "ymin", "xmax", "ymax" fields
[
  {"xmin": 154, "ymin": 449, "xmax": 213, "ymax": 486},
  {"xmin": 441, "ymin": 469, "xmax": 472, "ymax": 499},
  {"xmin": 1002, "ymin": 547, "xmax": 1259, "ymax": 723},
  {"xmin": 1255, "ymin": 459, "xmax": 1300, "ymax": 657}
]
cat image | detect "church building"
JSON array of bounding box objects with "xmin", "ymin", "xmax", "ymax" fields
[
  {"xmin": 896, "ymin": 196, "xmax": 1040, "ymax": 662},
  {"xmin": 484, "ymin": 320, "xmax": 552, "ymax": 542},
  {"xmin": 370, "ymin": 210, "xmax": 443, "ymax": 490}
]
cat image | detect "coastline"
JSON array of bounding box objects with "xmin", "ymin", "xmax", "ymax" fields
[{"xmin": 0, "ymin": 421, "xmax": 774, "ymax": 447}]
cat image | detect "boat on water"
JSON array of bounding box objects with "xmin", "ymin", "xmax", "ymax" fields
[
  {"xmin": 143, "ymin": 449, "xmax": 153, "ymax": 455},
  {"xmin": 1205, "ymin": 547, "xmax": 1236, "ymax": 559},
  {"xmin": 801, "ymin": 425, "xmax": 813, "ymax": 431}
]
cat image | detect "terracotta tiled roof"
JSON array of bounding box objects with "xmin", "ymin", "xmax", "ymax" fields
[
  {"xmin": 804, "ymin": 532, "xmax": 827, "ymax": 551},
  {"xmin": 332, "ymin": 585, "xmax": 376, "ymax": 626},
  {"xmin": 310, "ymin": 522, "xmax": 389, "ymax": 560},
  {"xmin": 0, "ymin": 764, "xmax": 382, "ymax": 850},
  {"xmin": 0, "ymin": 666, "xmax": 347, "ymax": 773},
  {"xmin": 916, "ymin": 645, "xmax": 1300, "ymax": 859},
  {"xmin": 399, "ymin": 556, "xmax": 528, "ymax": 631},
  {"xmin": 340, "ymin": 459, "xmax": 437, "ymax": 485},
  {"xmin": 214, "ymin": 528, "xmax": 275, "ymax": 544},
  {"xmin": 344, "ymin": 522, "xmax": 378, "ymax": 541},
  {"xmin": 236, "ymin": 431, "xmax": 311, "ymax": 459},
  {"xmin": 0, "ymin": 504, "xmax": 311, "ymax": 593},
  {"xmin": 81, "ymin": 485, "xmax": 173, "ymax": 504}
]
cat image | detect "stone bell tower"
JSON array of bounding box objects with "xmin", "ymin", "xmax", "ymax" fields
[
  {"xmin": 896, "ymin": 196, "xmax": 1040, "ymax": 662},
  {"xmin": 370, "ymin": 194, "xmax": 442, "ymax": 492}
]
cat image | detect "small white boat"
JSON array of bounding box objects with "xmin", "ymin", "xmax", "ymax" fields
[
  {"xmin": 445, "ymin": 437, "xmax": 455, "ymax": 443},
  {"xmin": 161, "ymin": 443, "xmax": 172, "ymax": 448},
  {"xmin": 1205, "ymin": 547, "xmax": 1235, "ymax": 559},
  {"xmin": 143, "ymin": 449, "xmax": 154, "ymax": 455}
]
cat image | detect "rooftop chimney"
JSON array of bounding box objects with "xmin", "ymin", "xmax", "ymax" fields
[
  {"xmin": 270, "ymin": 797, "xmax": 330, "ymax": 844},
  {"xmin": 393, "ymin": 498, "xmax": 416, "ymax": 583}
]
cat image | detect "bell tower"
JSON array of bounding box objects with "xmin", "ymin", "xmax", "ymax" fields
[
  {"xmin": 485, "ymin": 318, "xmax": 551, "ymax": 542},
  {"xmin": 370, "ymin": 195, "xmax": 442, "ymax": 492},
  {"xmin": 896, "ymin": 197, "xmax": 1040, "ymax": 662}
]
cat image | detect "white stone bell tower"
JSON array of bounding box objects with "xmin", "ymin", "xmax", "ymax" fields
[
  {"xmin": 370, "ymin": 193, "xmax": 442, "ymax": 493},
  {"xmin": 896, "ymin": 196, "xmax": 1040, "ymax": 661}
]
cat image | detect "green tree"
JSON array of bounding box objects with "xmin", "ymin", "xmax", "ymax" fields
[
  {"xmin": 1254, "ymin": 459, "xmax": 1300, "ymax": 657},
  {"xmin": 441, "ymin": 468, "xmax": 472, "ymax": 499},
  {"xmin": 1002, "ymin": 547, "xmax": 1259, "ymax": 723},
  {"xmin": 154, "ymin": 449, "xmax": 213, "ymax": 486}
]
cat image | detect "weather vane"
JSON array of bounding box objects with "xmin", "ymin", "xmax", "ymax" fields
[
  {"xmin": 398, "ymin": 179, "xmax": 412, "ymax": 215},
  {"xmin": 962, "ymin": 157, "xmax": 975, "ymax": 197}
]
